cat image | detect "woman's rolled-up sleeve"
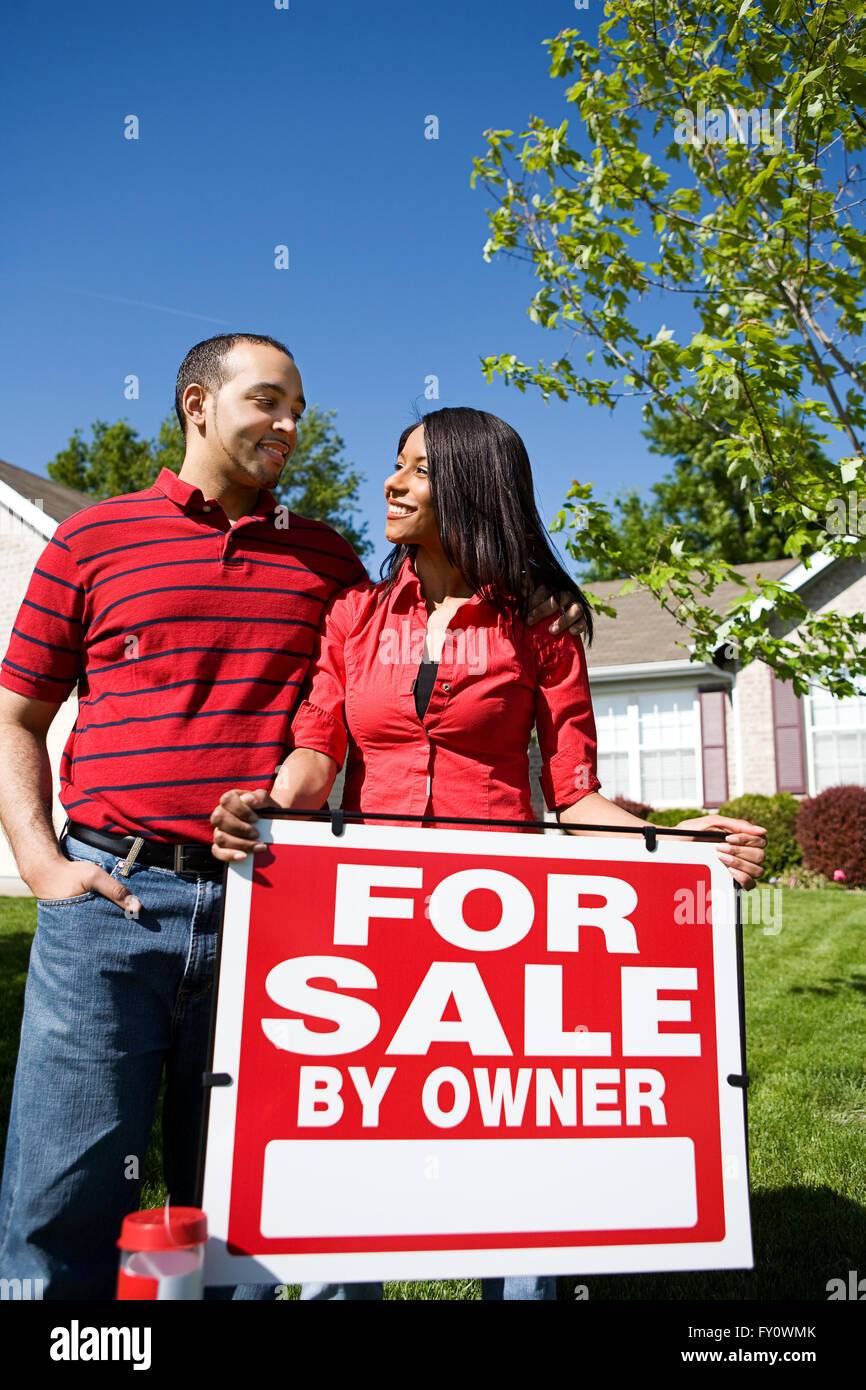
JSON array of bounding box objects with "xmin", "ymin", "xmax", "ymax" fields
[
  {"xmin": 290, "ymin": 590, "xmax": 356, "ymax": 768},
  {"xmin": 533, "ymin": 628, "xmax": 601, "ymax": 811}
]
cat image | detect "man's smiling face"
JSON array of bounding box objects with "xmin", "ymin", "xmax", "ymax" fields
[{"xmin": 201, "ymin": 341, "xmax": 306, "ymax": 491}]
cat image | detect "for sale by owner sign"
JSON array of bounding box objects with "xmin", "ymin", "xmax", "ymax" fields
[{"xmin": 201, "ymin": 821, "xmax": 752, "ymax": 1284}]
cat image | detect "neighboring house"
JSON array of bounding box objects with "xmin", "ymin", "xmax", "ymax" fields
[
  {"xmin": 0, "ymin": 461, "xmax": 94, "ymax": 892},
  {"xmin": 585, "ymin": 553, "xmax": 866, "ymax": 810}
]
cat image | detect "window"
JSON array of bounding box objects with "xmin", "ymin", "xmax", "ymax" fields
[
  {"xmin": 595, "ymin": 694, "xmax": 632, "ymax": 800},
  {"xmin": 594, "ymin": 687, "xmax": 701, "ymax": 807},
  {"xmin": 638, "ymin": 691, "xmax": 699, "ymax": 805},
  {"xmin": 806, "ymin": 685, "xmax": 866, "ymax": 792}
]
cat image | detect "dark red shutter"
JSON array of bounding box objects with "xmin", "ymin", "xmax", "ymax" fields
[
  {"xmin": 771, "ymin": 674, "xmax": 807, "ymax": 794},
  {"xmin": 699, "ymin": 687, "xmax": 729, "ymax": 807}
]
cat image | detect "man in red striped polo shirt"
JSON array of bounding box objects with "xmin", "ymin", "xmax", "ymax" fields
[
  {"xmin": 0, "ymin": 334, "xmax": 368, "ymax": 1298},
  {"xmin": 0, "ymin": 332, "xmax": 584, "ymax": 1299}
]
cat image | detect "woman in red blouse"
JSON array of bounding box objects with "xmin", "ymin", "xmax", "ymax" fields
[
  {"xmin": 212, "ymin": 406, "xmax": 766, "ymax": 1301},
  {"xmin": 214, "ymin": 407, "xmax": 765, "ymax": 879}
]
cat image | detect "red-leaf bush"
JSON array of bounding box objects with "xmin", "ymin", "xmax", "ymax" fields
[{"xmin": 795, "ymin": 785, "xmax": 866, "ymax": 888}]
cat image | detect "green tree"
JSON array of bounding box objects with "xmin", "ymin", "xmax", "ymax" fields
[
  {"xmin": 473, "ymin": 0, "xmax": 866, "ymax": 694},
  {"xmin": 48, "ymin": 407, "xmax": 372, "ymax": 558},
  {"xmin": 48, "ymin": 420, "xmax": 156, "ymax": 499},
  {"xmin": 272, "ymin": 408, "xmax": 371, "ymax": 559},
  {"xmin": 584, "ymin": 409, "xmax": 829, "ymax": 579},
  {"xmin": 152, "ymin": 416, "xmax": 185, "ymax": 476}
]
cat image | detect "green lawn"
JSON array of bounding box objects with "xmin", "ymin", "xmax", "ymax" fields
[{"xmin": 2, "ymin": 889, "xmax": 864, "ymax": 1300}]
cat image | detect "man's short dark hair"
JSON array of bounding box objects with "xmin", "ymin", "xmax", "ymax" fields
[{"xmin": 175, "ymin": 333, "xmax": 295, "ymax": 438}]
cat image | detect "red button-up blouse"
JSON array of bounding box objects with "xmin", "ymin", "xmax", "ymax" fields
[{"xmin": 289, "ymin": 556, "xmax": 600, "ymax": 827}]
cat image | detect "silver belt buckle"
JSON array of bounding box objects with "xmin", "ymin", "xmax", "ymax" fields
[{"xmin": 173, "ymin": 845, "xmax": 186, "ymax": 874}]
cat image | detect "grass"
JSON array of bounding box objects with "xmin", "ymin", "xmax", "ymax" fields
[{"xmin": 2, "ymin": 888, "xmax": 864, "ymax": 1301}]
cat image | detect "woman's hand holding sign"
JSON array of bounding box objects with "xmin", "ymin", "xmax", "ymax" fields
[
  {"xmin": 672, "ymin": 815, "xmax": 768, "ymax": 891},
  {"xmin": 559, "ymin": 794, "xmax": 767, "ymax": 891}
]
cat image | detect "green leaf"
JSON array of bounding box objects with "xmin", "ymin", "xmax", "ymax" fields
[
  {"xmin": 840, "ymin": 457, "xmax": 862, "ymax": 485},
  {"xmin": 649, "ymin": 325, "xmax": 676, "ymax": 348}
]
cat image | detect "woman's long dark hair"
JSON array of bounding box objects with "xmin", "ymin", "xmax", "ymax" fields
[{"xmin": 379, "ymin": 406, "xmax": 593, "ymax": 641}]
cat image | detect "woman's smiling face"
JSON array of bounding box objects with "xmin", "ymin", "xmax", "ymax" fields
[{"xmin": 384, "ymin": 424, "xmax": 439, "ymax": 547}]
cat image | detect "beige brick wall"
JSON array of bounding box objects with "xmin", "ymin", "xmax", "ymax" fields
[
  {"xmin": 724, "ymin": 559, "xmax": 866, "ymax": 800},
  {"xmin": 797, "ymin": 558, "xmax": 866, "ymax": 622},
  {"xmin": 0, "ymin": 529, "xmax": 47, "ymax": 637},
  {"xmin": 732, "ymin": 660, "xmax": 777, "ymax": 795},
  {"xmin": 0, "ymin": 505, "xmax": 76, "ymax": 889}
]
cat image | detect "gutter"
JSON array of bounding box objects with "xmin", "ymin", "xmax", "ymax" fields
[{"xmin": 0, "ymin": 477, "xmax": 59, "ymax": 541}]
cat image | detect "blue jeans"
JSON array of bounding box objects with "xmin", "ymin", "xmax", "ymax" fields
[
  {"xmin": 299, "ymin": 1277, "xmax": 556, "ymax": 1300},
  {"xmin": 0, "ymin": 834, "xmax": 222, "ymax": 1300}
]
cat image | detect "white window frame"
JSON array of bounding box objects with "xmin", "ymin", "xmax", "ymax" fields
[
  {"xmin": 593, "ymin": 684, "xmax": 704, "ymax": 809},
  {"xmin": 802, "ymin": 680, "xmax": 866, "ymax": 796}
]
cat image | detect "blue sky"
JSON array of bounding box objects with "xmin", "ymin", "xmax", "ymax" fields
[{"xmin": 0, "ymin": 0, "xmax": 758, "ymax": 571}]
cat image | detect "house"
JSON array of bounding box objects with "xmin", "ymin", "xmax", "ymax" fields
[
  {"xmin": 0, "ymin": 461, "xmax": 94, "ymax": 892},
  {"xmin": 584, "ymin": 553, "xmax": 866, "ymax": 810}
]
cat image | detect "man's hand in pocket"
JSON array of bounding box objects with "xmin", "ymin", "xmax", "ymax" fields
[{"xmin": 29, "ymin": 854, "xmax": 142, "ymax": 913}]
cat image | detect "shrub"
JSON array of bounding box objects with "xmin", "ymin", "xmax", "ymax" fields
[
  {"xmin": 646, "ymin": 807, "xmax": 706, "ymax": 827},
  {"xmin": 795, "ymin": 785, "xmax": 866, "ymax": 888},
  {"xmin": 612, "ymin": 795, "xmax": 652, "ymax": 819},
  {"xmin": 776, "ymin": 865, "xmax": 834, "ymax": 891},
  {"xmin": 718, "ymin": 792, "xmax": 802, "ymax": 879}
]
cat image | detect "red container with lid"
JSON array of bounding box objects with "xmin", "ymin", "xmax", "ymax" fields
[{"xmin": 116, "ymin": 1207, "xmax": 208, "ymax": 1300}]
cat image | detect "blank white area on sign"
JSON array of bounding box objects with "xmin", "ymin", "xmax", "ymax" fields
[{"xmin": 260, "ymin": 1138, "xmax": 696, "ymax": 1239}]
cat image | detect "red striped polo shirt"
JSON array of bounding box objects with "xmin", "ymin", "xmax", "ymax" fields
[{"xmin": 0, "ymin": 468, "xmax": 366, "ymax": 842}]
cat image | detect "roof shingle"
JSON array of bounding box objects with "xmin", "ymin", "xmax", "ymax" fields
[
  {"xmin": 584, "ymin": 559, "xmax": 801, "ymax": 668},
  {"xmin": 0, "ymin": 459, "xmax": 94, "ymax": 525}
]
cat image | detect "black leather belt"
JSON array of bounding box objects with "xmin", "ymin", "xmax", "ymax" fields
[{"xmin": 66, "ymin": 820, "xmax": 223, "ymax": 876}]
